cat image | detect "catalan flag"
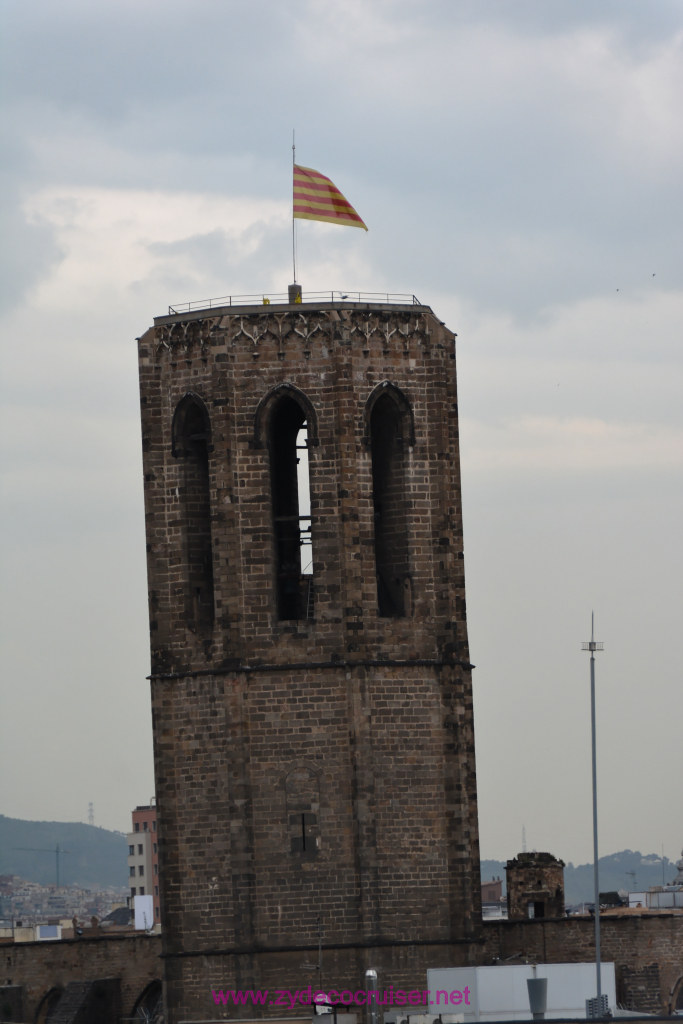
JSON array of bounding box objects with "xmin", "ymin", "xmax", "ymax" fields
[{"xmin": 293, "ymin": 164, "xmax": 368, "ymax": 231}]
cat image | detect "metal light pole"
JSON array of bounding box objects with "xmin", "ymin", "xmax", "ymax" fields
[
  {"xmin": 582, "ymin": 613, "xmax": 605, "ymax": 1017},
  {"xmin": 365, "ymin": 969, "xmax": 378, "ymax": 1024}
]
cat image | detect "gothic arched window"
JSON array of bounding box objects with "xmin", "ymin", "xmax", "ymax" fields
[
  {"xmin": 172, "ymin": 393, "xmax": 215, "ymax": 633},
  {"xmin": 367, "ymin": 385, "xmax": 413, "ymax": 617},
  {"xmin": 259, "ymin": 388, "xmax": 316, "ymax": 621}
]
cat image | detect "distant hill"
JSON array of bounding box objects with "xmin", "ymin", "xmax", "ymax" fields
[
  {"xmin": 480, "ymin": 850, "xmax": 676, "ymax": 905},
  {"xmin": 0, "ymin": 815, "xmax": 128, "ymax": 890}
]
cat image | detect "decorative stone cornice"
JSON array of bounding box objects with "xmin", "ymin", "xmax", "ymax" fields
[
  {"xmin": 153, "ymin": 307, "xmax": 434, "ymax": 359},
  {"xmin": 155, "ymin": 316, "xmax": 222, "ymax": 355}
]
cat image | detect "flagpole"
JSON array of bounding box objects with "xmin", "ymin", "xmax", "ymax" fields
[{"xmin": 292, "ymin": 130, "xmax": 297, "ymax": 284}]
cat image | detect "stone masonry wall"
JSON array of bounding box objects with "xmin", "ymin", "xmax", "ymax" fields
[
  {"xmin": 2, "ymin": 913, "xmax": 680, "ymax": 1020},
  {"xmin": 152, "ymin": 661, "xmax": 478, "ymax": 951},
  {"xmin": 0, "ymin": 933, "xmax": 161, "ymax": 1022},
  {"xmin": 481, "ymin": 913, "xmax": 683, "ymax": 1014}
]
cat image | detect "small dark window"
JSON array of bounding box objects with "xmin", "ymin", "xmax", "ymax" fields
[
  {"xmin": 129, "ymin": 866, "xmax": 135, "ymax": 877},
  {"xmin": 269, "ymin": 396, "xmax": 313, "ymax": 620},
  {"xmin": 285, "ymin": 766, "xmax": 320, "ymax": 857},
  {"xmin": 290, "ymin": 812, "xmax": 318, "ymax": 853},
  {"xmin": 128, "ymin": 845, "xmax": 134, "ymax": 856},
  {"xmin": 139, "ymin": 886, "xmax": 145, "ymax": 896},
  {"xmin": 369, "ymin": 390, "xmax": 411, "ymax": 616},
  {"xmin": 134, "ymin": 823, "xmax": 140, "ymax": 833},
  {"xmin": 131, "ymin": 887, "xmax": 136, "ymax": 897},
  {"xmin": 172, "ymin": 394, "xmax": 215, "ymax": 633}
]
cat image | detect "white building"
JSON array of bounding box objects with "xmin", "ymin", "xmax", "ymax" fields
[{"xmin": 126, "ymin": 801, "xmax": 160, "ymax": 928}]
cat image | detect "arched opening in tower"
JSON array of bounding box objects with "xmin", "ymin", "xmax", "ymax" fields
[
  {"xmin": 370, "ymin": 392, "xmax": 409, "ymax": 617},
  {"xmin": 172, "ymin": 395, "xmax": 215, "ymax": 633},
  {"xmin": 269, "ymin": 396, "xmax": 313, "ymax": 620}
]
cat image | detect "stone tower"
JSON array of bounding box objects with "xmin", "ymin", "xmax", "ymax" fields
[
  {"xmin": 506, "ymin": 852, "xmax": 565, "ymax": 919},
  {"xmin": 137, "ymin": 295, "xmax": 481, "ymax": 1021}
]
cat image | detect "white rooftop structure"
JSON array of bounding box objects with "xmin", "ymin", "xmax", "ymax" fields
[{"xmin": 427, "ymin": 964, "xmax": 617, "ymax": 1021}]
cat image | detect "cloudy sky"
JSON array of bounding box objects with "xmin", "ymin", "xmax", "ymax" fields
[{"xmin": 1, "ymin": 0, "xmax": 681, "ymax": 871}]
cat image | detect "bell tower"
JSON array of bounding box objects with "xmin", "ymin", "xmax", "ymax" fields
[{"xmin": 137, "ymin": 294, "xmax": 481, "ymax": 1021}]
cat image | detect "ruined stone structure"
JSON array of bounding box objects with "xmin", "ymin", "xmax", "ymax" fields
[
  {"xmin": 506, "ymin": 852, "xmax": 565, "ymax": 920},
  {"xmin": 137, "ymin": 298, "xmax": 481, "ymax": 1020}
]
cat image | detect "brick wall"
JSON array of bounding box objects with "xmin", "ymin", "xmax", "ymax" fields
[
  {"xmin": 481, "ymin": 913, "xmax": 683, "ymax": 1014},
  {"xmin": 138, "ymin": 302, "xmax": 481, "ymax": 1022},
  {"xmin": 2, "ymin": 913, "xmax": 680, "ymax": 1019}
]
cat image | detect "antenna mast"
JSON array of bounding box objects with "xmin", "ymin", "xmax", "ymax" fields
[
  {"xmin": 582, "ymin": 612, "xmax": 606, "ymax": 1017},
  {"xmin": 292, "ymin": 130, "xmax": 297, "ymax": 285}
]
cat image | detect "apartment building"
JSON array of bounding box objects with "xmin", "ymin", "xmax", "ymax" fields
[{"xmin": 126, "ymin": 802, "xmax": 160, "ymax": 927}]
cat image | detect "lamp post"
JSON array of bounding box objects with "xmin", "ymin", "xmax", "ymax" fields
[
  {"xmin": 582, "ymin": 613, "xmax": 605, "ymax": 1017},
  {"xmin": 365, "ymin": 969, "xmax": 378, "ymax": 1024}
]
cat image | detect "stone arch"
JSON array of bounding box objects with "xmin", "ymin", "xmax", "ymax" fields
[
  {"xmin": 363, "ymin": 380, "xmax": 415, "ymax": 447},
  {"xmin": 171, "ymin": 390, "xmax": 212, "ymax": 457},
  {"xmin": 171, "ymin": 392, "xmax": 215, "ymax": 633},
  {"xmin": 253, "ymin": 382, "xmax": 319, "ymax": 449},
  {"xmin": 131, "ymin": 979, "xmax": 163, "ymax": 1021},
  {"xmin": 34, "ymin": 987, "xmax": 63, "ymax": 1024},
  {"xmin": 670, "ymin": 975, "xmax": 683, "ymax": 1014}
]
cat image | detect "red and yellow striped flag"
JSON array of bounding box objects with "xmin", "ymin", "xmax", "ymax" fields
[{"xmin": 293, "ymin": 164, "xmax": 368, "ymax": 231}]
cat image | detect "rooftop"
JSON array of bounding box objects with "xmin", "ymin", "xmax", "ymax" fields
[{"xmin": 168, "ymin": 288, "xmax": 420, "ymax": 314}]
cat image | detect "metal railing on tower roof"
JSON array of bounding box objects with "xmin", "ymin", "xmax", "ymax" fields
[{"xmin": 168, "ymin": 290, "xmax": 421, "ymax": 315}]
